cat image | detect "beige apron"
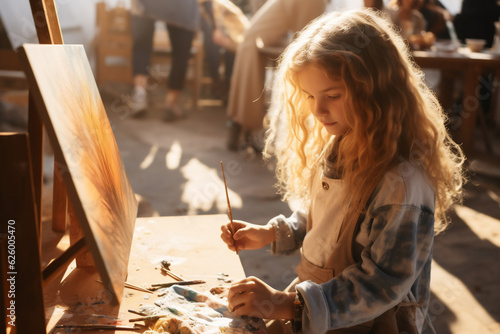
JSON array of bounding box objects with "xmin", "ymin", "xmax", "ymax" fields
[{"xmin": 294, "ymin": 171, "xmax": 418, "ymax": 334}]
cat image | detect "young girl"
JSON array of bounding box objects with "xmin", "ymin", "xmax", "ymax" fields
[{"xmin": 220, "ymin": 8, "xmax": 464, "ymax": 334}]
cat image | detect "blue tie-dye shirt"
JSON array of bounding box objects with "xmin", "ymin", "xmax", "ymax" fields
[{"xmin": 268, "ymin": 162, "xmax": 437, "ymax": 334}]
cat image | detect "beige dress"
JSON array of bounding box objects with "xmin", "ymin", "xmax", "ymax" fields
[{"xmin": 227, "ymin": 0, "xmax": 328, "ymax": 130}]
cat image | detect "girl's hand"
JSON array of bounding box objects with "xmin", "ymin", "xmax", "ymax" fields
[
  {"xmin": 227, "ymin": 276, "xmax": 295, "ymax": 320},
  {"xmin": 220, "ymin": 220, "xmax": 275, "ymax": 252}
]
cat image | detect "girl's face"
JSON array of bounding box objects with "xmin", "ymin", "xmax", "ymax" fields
[{"xmin": 297, "ymin": 64, "xmax": 349, "ymax": 136}]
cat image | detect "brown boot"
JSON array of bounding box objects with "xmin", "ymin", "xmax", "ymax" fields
[
  {"xmin": 227, "ymin": 121, "xmax": 242, "ymax": 151},
  {"xmin": 244, "ymin": 130, "xmax": 264, "ymax": 154}
]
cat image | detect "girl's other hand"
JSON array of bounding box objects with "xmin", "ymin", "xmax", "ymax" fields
[
  {"xmin": 220, "ymin": 220, "xmax": 275, "ymax": 252},
  {"xmin": 227, "ymin": 276, "xmax": 295, "ymax": 320}
]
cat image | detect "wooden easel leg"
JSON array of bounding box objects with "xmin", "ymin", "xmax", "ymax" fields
[
  {"xmin": 51, "ymin": 165, "xmax": 68, "ymax": 232},
  {"xmin": 28, "ymin": 0, "xmax": 68, "ymax": 234},
  {"xmin": 28, "ymin": 92, "xmax": 44, "ymax": 235},
  {"xmin": 68, "ymin": 201, "xmax": 95, "ymax": 268},
  {"xmin": 29, "ymin": 0, "xmax": 64, "ymax": 45}
]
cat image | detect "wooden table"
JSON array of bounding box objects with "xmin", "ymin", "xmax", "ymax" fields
[
  {"xmin": 411, "ymin": 48, "xmax": 500, "ymax": 155},
  {"xmin": 44, "ymin": 214, "xmax": 244, "ymax": 333}
]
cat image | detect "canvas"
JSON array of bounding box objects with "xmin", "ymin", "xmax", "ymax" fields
[{"xmin": 18, "ymin": 44, "xmax": 138, "ymax": 304}]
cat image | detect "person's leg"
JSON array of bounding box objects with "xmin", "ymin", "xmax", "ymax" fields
[
  {"xmin": 131, "ymin": 15, "xmax": 155, "ymax": 115},
  {"xmin": 224, "ymin": 51, "xmax": 235, "ymax": 84},
  {"xmin": 200, "ymin": 7, "xmax": 222, "ymax": 82},
  {"xmin": 226, "ymin": 0, "xmax": 288, "ymax": 150},
  {"xmin": 163, "ymin": 23, "xmax": 195, "ymax": 121},
  {"xmin": 219, "ymin": 50, "xmax": 235, "ymax": 102}
]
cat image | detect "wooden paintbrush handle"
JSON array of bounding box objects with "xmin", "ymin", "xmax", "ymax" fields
[{"xmin": 220, "ymin": 161, "xmax": 238, "ymax": 254}]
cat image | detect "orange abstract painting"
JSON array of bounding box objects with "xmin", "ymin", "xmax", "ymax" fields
[{"xmin": 19, "ymin": 44, "xmax": 138, "ymax": 304}]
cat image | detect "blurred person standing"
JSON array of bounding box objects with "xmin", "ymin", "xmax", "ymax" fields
[
  {"xmin": 130, "ymin": 0, "xmax": 199, "ymax": 121},
  {"xmin": 418, "ymin": 0, "xmax": 452, "ymax": 39},
  {"xmin": 226, "ymin": 0, "xmax": 328, "ymax": 152},
  {"xmin": 199, "ymin": 0, "xmax": 249, "ymax": 101}
]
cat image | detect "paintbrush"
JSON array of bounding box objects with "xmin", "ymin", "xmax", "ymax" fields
[
  {"xmin": 150, "ymin": 279, "xmax": 206, "ymax": 289},
  {"xmin": 129, "ymin": 314, "xmax": 168, "ymax": 322},
  {"xmin": 125, "ymin": 282, "xmax": 154, "ymax": 294},
  {"xmin": 128, "ymin": 309, "xmax": 148, "ymax": 316},
  {"xmin": 220, "ymin": 161, "xmax": 238, "ymax": 254},
  {"xmin": 54, "ymin": 324, "xmax": 140, "ymax": 331},
  {"xmin": 97, "ymin": 279, "xmax": 153, "ymax": 294},
  {"xmin": 160, "ymin": 260, "xmax": 185, "ymax": 281}
]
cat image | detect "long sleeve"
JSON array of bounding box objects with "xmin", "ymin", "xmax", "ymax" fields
[
  {"xmin": 296, "ymin": 203, "xmax": 435, "ymax": 333},
  {"xmin": 267, "ymin": 210, "xmax": 307, "ymax": 254}
]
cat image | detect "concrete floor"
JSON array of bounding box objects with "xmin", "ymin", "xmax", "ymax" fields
[
  {"xmin": 94, "ymin": 81, "xmax": 500, "ymax": 333},
  {"xmin": 100, "ymin": 83, "xmax": 302, "ymax": 292}
]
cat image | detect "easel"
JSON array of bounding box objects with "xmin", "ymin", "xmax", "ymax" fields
[
  {"xmin": 1, "ymin": 1, "xmax": 99, "ymax": 332},
  {"xmin": 8, "ymin": 42, "xmax": 245, "ymax": 332},
  {"xmin": 1, "ymin": 1, "xmax": 66, "ymax": 333}
]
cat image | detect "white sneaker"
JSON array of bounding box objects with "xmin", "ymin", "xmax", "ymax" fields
[{"xmin": 129, "ymin": 87, "xmax": 147, "ymax": 117}]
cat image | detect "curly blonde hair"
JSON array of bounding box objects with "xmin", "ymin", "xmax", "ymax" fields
[{"xmin": 264, "ymin": 8, "xmax": 465, "ymax": 232}]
